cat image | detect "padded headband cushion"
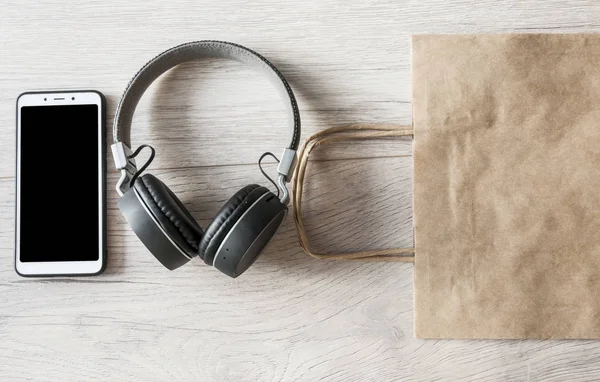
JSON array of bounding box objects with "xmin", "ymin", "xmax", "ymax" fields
[
  {"xmin": 113, "ymin": 40, "xmax": 301, "ymax": 150},
  {"xmin": 198, "ymin": 184, "xmax": 270, "ymax": 263},
  {"xmin": 134, "ymin": 174, "xmax": 204, "ymax": 256}
]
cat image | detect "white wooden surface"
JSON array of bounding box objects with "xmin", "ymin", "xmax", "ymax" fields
[{"xmin": 3, "ymin": 1, "xmax": 600, "ymax": 380}]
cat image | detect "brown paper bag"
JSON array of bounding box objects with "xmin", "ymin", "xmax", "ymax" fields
[{"xmin": 413, "ymin": 34, "xmax": 600, "ymax": 339}]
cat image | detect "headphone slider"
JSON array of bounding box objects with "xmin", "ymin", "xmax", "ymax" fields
[
  {"xmin": 277, "ymin": 148, "xmax": 297, "ymax": 182},
  {"xmin": 111, "ymin": 142, "xmax": 137, "ymax": 196},
  {"xmin": 111, "ymin": 142, "xmax": 134, "ymax": 170}
]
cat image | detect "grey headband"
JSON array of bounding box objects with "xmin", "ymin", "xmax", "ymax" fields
[
  {"xmin": 112, "ymin": 40, "xmax": 301, "ymax": 150},
  {"xmin": 111, "ymin": 40, "xmax": 301, "ymax": 199}
]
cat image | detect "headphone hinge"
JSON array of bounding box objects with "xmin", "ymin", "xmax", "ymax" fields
[
  {"xmin": 111, "ymin": 142, "xmax": 138, "ymax": 196},
  {"xmin": 276, "ymin": 148, "xmax": 296, "ymax": 205}
]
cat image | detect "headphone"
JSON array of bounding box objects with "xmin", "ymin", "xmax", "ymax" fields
[{"xmin": 111, "ymin": 41, "xmax": 301, "ymax": 278}]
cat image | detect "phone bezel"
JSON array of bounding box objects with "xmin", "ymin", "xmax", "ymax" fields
[{"xmin": 15, "ymin": 90, "xmax": 106, "ymax": 276}]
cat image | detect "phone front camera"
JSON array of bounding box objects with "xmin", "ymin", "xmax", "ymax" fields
[
  {"xmin": 44, "ymin": 98, "xmax": 47, "ymax": 101},
  {"xmin": 71, "ymin": 97, "xmax": 75, "ymax": 100}
]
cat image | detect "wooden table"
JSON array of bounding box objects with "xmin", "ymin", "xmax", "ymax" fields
[{"xmin": 2, "ymin": 1, "xmax": 600, "ymax": 380}]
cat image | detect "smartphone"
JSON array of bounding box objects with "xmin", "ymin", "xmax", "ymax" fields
[{"xmin": 15, "ymin": 90, "xmax": 106, "ymax": 276}]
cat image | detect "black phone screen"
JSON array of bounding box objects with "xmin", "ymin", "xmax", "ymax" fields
[{"xmin": 19, "ymin": 105, "xmax": 100, "ymax": 262}]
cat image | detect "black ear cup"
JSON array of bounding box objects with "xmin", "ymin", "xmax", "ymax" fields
[
  {"xmin": 117, "ymin": 174, "xmax": 204, "ymax": 270},
  {"xmin": 134, "ymin": 174, "xmax": 204, "ymax": 254},
  {"xmin": 198, "ymin": 185, "xmax": 267, "ymax": 262},
  {"xmin": 198, "ymin": 184, "xmax": 287, "ymax": 278}
]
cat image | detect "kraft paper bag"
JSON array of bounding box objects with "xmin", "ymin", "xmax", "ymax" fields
[{"xmin": 412, "ymin": 34, "xmax": 600, "ymax": 339}]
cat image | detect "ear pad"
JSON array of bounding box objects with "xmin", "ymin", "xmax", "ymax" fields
[
  {"xmin": 199, "ymin": 185, "xmax": 268, "ymax": 263},
  {"xmin": 133, "ymin": 174, "xmax": 204, "ymax": 257}
]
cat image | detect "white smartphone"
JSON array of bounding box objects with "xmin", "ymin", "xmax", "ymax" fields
[{"xmin": 15, "ymin": 90, "xmax": 106, "ymax": 276}]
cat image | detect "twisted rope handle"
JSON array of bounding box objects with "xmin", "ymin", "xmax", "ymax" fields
[{"xmin": 292, "ymin": 124, "xmax": 415, "ymax": 262}]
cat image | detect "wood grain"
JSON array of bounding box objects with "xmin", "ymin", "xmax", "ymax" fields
[{"xmin": 3, "ymin": 0, "xmax": 600, "ymax": 380}]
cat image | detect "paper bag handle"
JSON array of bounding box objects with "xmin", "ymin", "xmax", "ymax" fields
[{"xmin": 292, "ymin": 124, "xmax": 415, "ymax": 262}]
